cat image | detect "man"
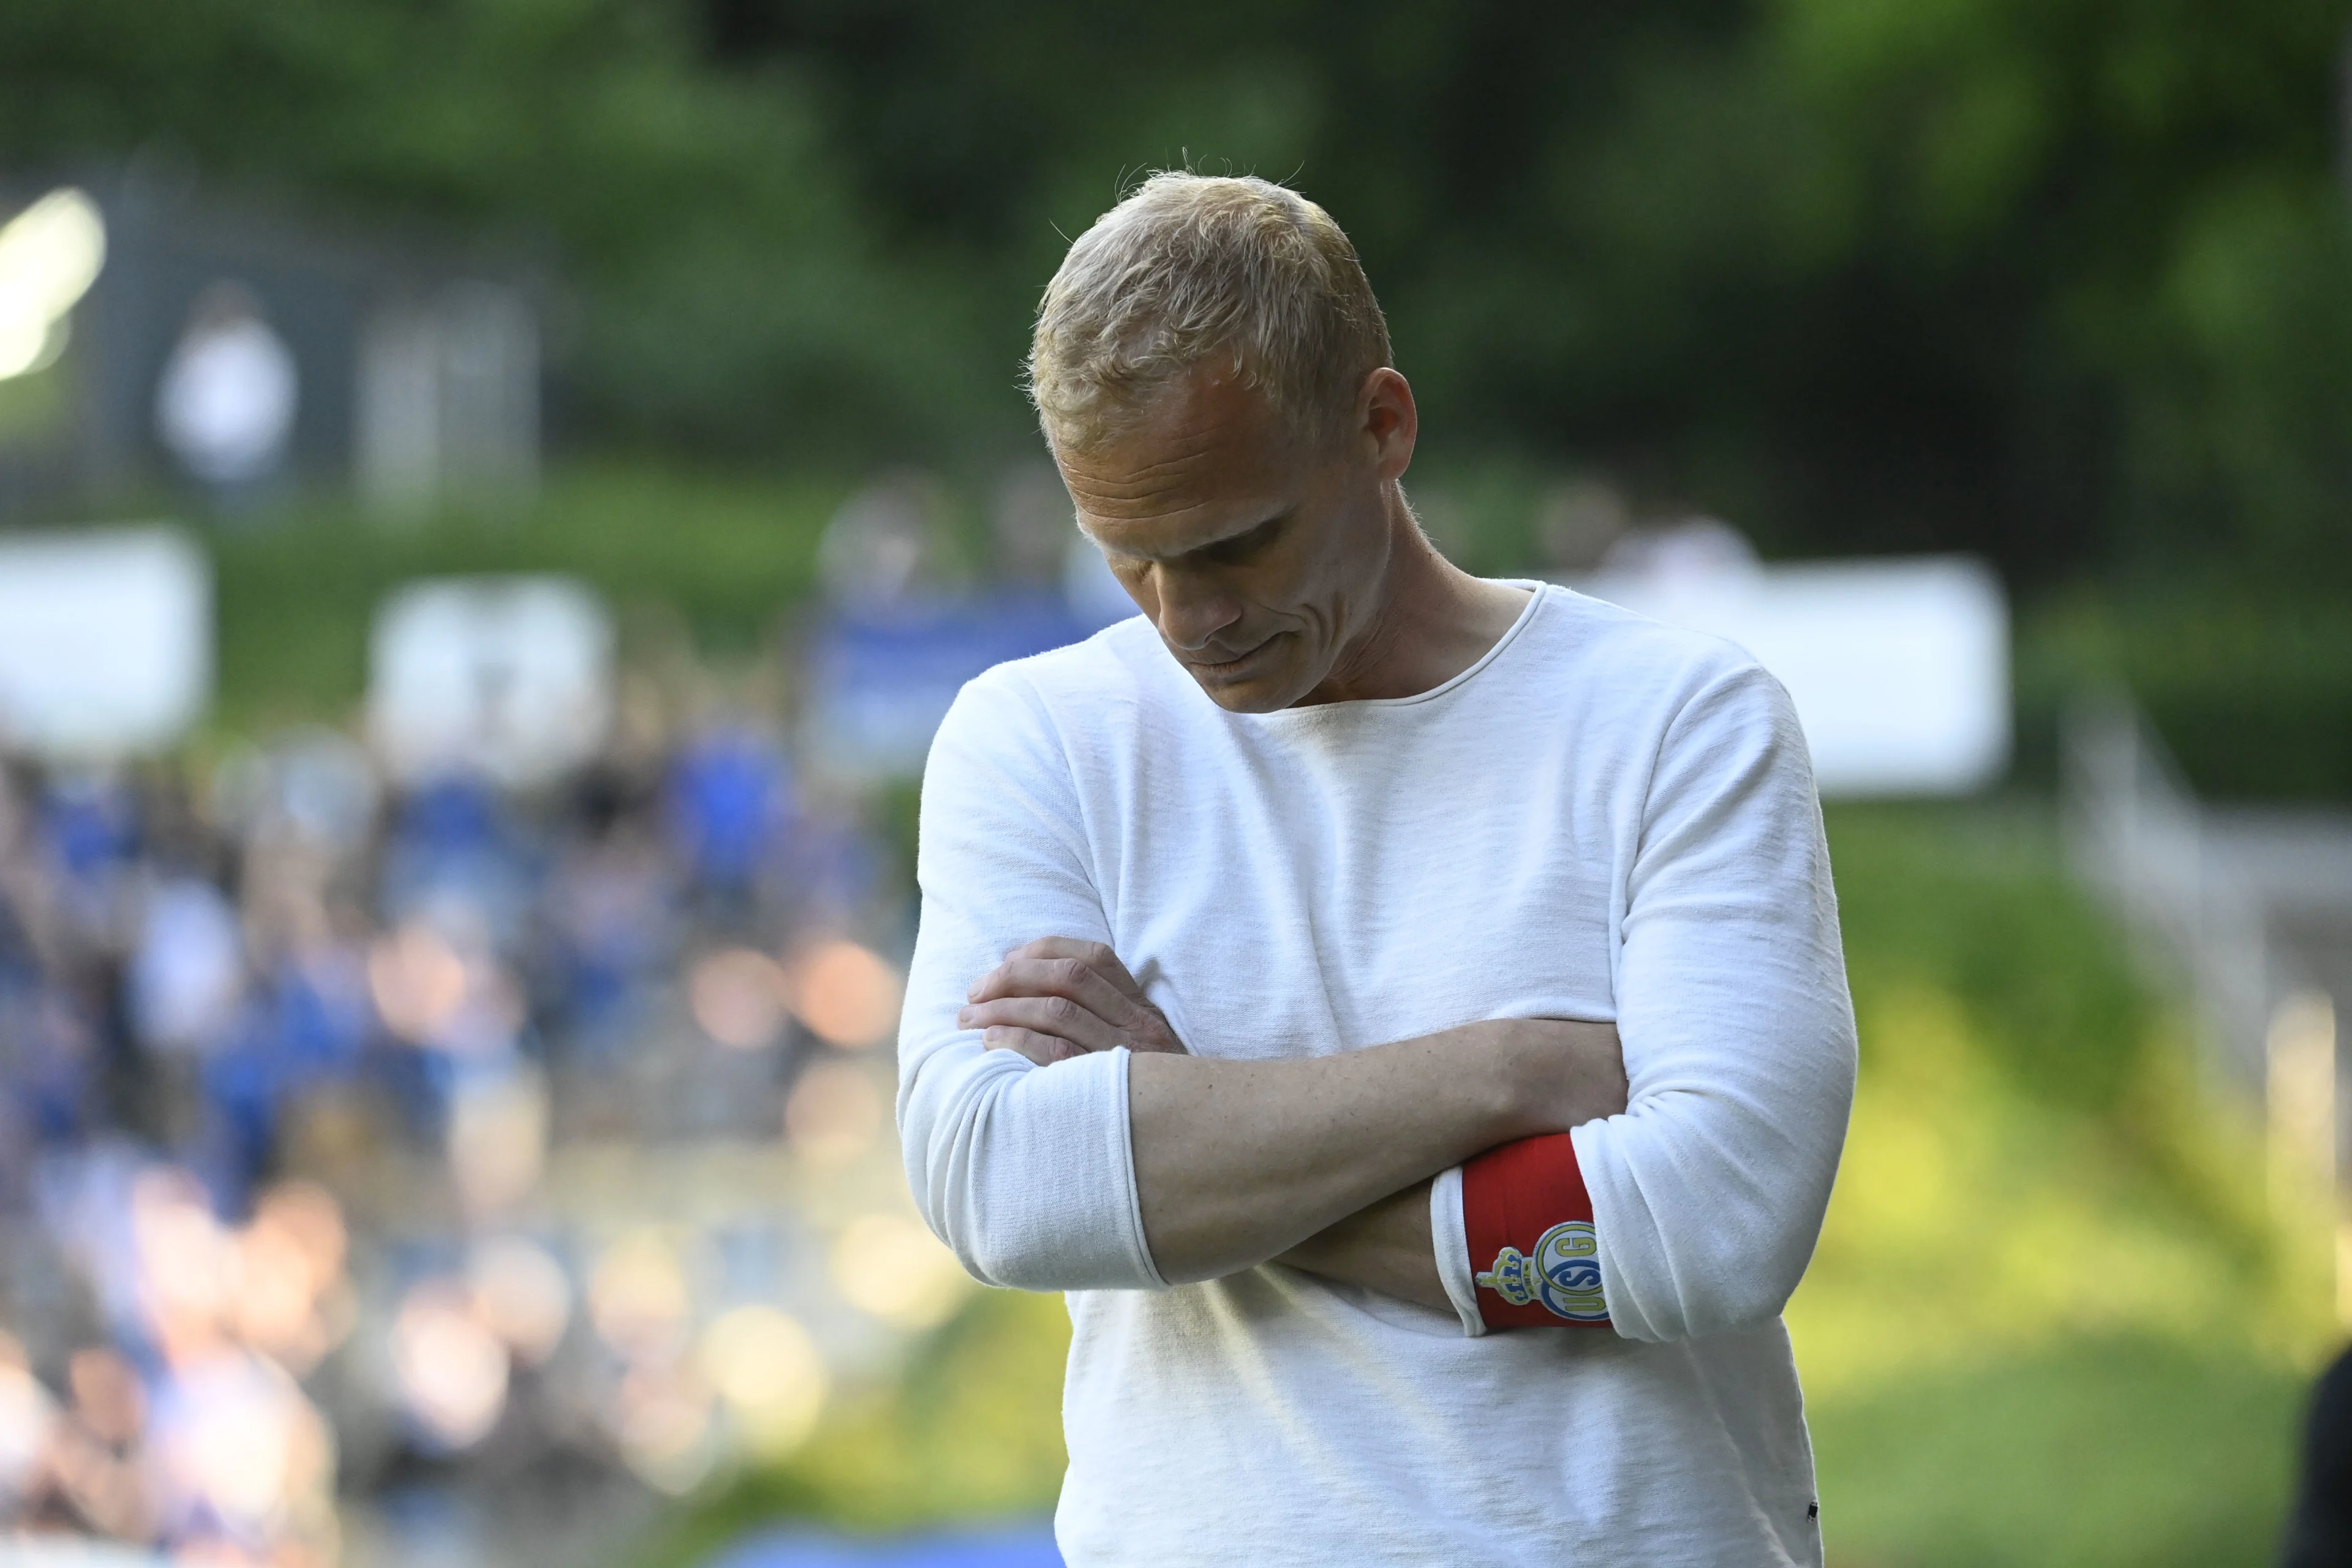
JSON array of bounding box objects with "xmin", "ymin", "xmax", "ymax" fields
[{"xmin": 898, "ymin": 173, "xmax": 1856, "ymax": 1565}]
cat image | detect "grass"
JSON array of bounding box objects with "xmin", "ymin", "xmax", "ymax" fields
[{"xmin": 1809, "ymin": 1337, "xmax": 2304, "ymax": 1568}]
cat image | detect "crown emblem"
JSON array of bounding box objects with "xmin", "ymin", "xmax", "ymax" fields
[{"xmin": 1474, "ymin": 1221, "xmax": 1607, "ymax": 1322}]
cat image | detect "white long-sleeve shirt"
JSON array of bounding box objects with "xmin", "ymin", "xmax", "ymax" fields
[{"xmin": 897, "ymin": 583, "xmax": 1857, "ymax": 1566}]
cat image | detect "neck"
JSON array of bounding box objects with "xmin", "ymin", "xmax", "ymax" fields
[{"xmin": 1297, "ymin": 487, "xmax": 1531, "ymax": 706}]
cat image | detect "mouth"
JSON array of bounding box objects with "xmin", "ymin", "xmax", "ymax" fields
[{"xmin": 1184, "ymin": 635, "xmax": 1283, "ymax": 680}]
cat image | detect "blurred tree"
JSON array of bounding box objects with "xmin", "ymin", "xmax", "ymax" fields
[
  {"xmin": 0, "ymin": 0, "xmax": 1007, "ymax": 458},
  {"xmin": 5, "ymin": 0, "xmax": 2351, "ymax": 584},
  {"xmin": 711, "ymin": 0, "xmax": 2352, "ymax": 583}
]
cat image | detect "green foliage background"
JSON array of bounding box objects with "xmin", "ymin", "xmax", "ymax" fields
[
  {"xmin": 2, "ymin": 7, "xmax": 2343, "ymax": 1555},
  {"xmin": 8, "ymin": 0, "xmax": 2352, "ymax": 590}
]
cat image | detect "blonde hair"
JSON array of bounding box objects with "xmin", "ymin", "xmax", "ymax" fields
[{"xmin": 1027, "ymin": 173, "xmax": 1392, "ymax": 454}]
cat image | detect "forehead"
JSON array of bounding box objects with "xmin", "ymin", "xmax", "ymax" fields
[{"xmin": 1057, "ymin": 368, "xmax": 1300, "ymax": 557}]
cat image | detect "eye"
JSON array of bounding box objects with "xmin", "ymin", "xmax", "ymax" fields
[{"xmin": 1199, "ymin": 515, "xmax": 1286, "ymax": 566}]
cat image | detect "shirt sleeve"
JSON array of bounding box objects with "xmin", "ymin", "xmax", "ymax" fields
[
  {"xmin": 1428, "ymin": 1166, "xmax": 1485, "ymax": 1337},
  {"xmin": 894, "ymin": 669, "xmax": 1167, "ymax": 1293},
  {"xmin": 1571, "ymin": 661, "xmax": 1858, "ymax": 1341}
]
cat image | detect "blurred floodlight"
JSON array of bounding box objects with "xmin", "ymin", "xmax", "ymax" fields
[
  {"xmin": 698, "ymin": 1305, "xmax": 826, "ymax": 1456},
  {"xmin": 469, "ymin": 1236, "xmax": 573, "ymax": 1366},
  {"xmin": 784, "ymin": 1060, "xmax": 885, "ymax": 1168},
  {"xmin": 368, "ymin": 576, "xmax": 612, "ymax": 788},
  {"xmin": 0, "ymin": 526, "xmax": 210, "ymax": 761},
  {"xmin": 391, "ymin": 1278, "xmax": 508, "ymax": 1450},
  {"xmin": 829, "ymin": 1214, "xmax": 970, "ymax": 1332},
  {"xmin": 785, "ymin": 939, "xmax": 903, "ymax": 1049},
  {"xmin": 689, "ymin": 948, "xmax": 791, "ymax": 1049},
  {"xmin": 0, "ymin": 187, "xmax": 105, "ymax": 380},
  {"xmin": 1576, "ymin": 551, "xmax": 2009, "ymax": 796}
]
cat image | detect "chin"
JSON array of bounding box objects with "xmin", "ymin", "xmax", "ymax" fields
[
  {"xmin": 1185, "ymin": 660, "xmax": 1314, "ymax": 714},
  {"xmin": 1192, "ymin": 678, "xmax": 1289, "ymax": 714},
  {"xmin": 1164, "ymin": 629, "xmax": 1323, "ymax": 712}
]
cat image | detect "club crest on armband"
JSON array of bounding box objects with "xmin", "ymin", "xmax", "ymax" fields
[{"xmin": 1474, "ymin": 1220, "xmax": 1608, "ymax": 1322}]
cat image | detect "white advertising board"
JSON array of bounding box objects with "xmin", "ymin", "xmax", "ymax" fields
[
  {"xmin": 1576, "ymin": 555, "xmax": 2010, "ymax": 797},
  {"xmin": 0, "ymin": 525, "xmax": 211, "ymax": 760},
  {"xmin": 368, "ymin": 576, "xmax": 611, "ymax": 787}
]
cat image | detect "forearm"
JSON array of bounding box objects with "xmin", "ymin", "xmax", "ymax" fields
[
  {"xmin": 1272, "ymin": 1178, "xmax": 1449, "ymax": 1311},
  {"xmin": 1129, "ymin": 1020, "xmax": 1619, "ymax": 1283}
]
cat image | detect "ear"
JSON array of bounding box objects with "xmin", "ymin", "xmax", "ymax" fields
[{"xmin": 1356, "ymin": 367, "xmax": 1418, "ymax": 483}]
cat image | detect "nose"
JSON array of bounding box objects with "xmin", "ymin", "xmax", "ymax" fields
[{"xmin": 1148, "ymin": 565, "xmax": 1243, "ymax": 653}]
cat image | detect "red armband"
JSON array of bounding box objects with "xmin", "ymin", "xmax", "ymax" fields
[{"xmin": 1462, "ymin": 1133, "xmax": 1609, "ymax": 1329}]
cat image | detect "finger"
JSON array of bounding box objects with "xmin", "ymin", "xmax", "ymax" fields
[
  {"xmin": 1000, "ymin": 938, "xmax": 1150, "ymax": 1008},
  {"xmin": 959, "ymin": 995, "xmax": 1126, "ymax": 1054},
  {"xmin": 980, "ymin": 1026, "xmax": 1084, "ymax": 1066},
  {"xmin": 968, "ymin": 957, "xmax": 1148, "ymax": 1028}
]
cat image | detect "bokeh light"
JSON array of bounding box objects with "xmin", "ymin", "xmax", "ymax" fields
[
  {"xmin": 606, "ymin": 1362, "xmax": 715, "ymax": 1496},
  {"xmin": 390, "ymin": 1279, "xmax": 509, "ymax": 1451},
  {"xmin": 469, "ymin": 1236, "xmax": 573, "ymax": 1366},
  {"xmin": 233, "ymin": 1181, "xmax": 349, "ymax": 1373},
  {"xmin": 784, "ymin": 1060, "xmax": 886, "ymax": 1167},
  {"xmin": 785, "ymin": 939, "xmax": 903, "ymax": 1049},
  {"xmin": 589, "ymin": 1231, "xmax": 693, "ymax": 1363},
  {"xmin": 830, "ymin": 1213, "xmax": 971, "ymax": 1332},
  {"xmin": 447, "ymin": 1065, "xmax": 550, "ymax": 1215},
  {"xmin": 688, "ymin": 947, "xmax": 791, "ymax": 1049},
  {"xmin": 698, "ymin": 1305, "xmax": 826, "ymax": 1457},
  {"xmin": 366, "ymin": 921, "xmax": 469, "ymax": 1044},
  {"xmin": 0, "ymin": 1335, "xmax": 56, "ymax": 1502},
  {"xmin": 130, "ymin": 1170, "xmax": 237, "ymax": 1363}
]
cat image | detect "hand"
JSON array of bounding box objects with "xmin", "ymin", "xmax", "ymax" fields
[{"xmin": 960, "ymin": 938, "xmax": 1189, "ymax": 1066}]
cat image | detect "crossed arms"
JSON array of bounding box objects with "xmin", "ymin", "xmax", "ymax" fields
[
  {"xmin": 958, "ymin": 937, "xmax": 1627, "ymax": 1308},
  {"xmin": 896, "ymin": 662, "xmax": 1856, "ymax": 1339}
]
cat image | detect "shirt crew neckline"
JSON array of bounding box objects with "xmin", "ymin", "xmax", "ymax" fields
[{"xmin": 1236, "ymin": 579, "xmax": 1552, "ymax": 723}]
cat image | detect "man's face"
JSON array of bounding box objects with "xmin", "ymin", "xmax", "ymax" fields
[{"xmin": 1055, "ymin": 366, "xmax": 1390, "ymax": 713}]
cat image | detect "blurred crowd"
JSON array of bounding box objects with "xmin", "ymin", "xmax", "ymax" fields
[{"xmin": 0, "ymin": 712, "xmax": 929, "ymax": 1564}]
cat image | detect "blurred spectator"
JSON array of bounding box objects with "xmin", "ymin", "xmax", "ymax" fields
[
  {"xmin": 666, "ymin": 727, "xmax": 790, "ymax": 918},
  {"xmin": 816, "ymin": 474, "xmax": 957, "ymax": 611},
  {"xmin": 155, "ymin": 281, "xmax": 300, "ymax": 506},
  {"xmin": 0, "ymin": 698, "xmax": 922, "ymax": 1555},
  {"xmin": 128, "ymin": 876, "xmax": 242, "ymax": 1055}
]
